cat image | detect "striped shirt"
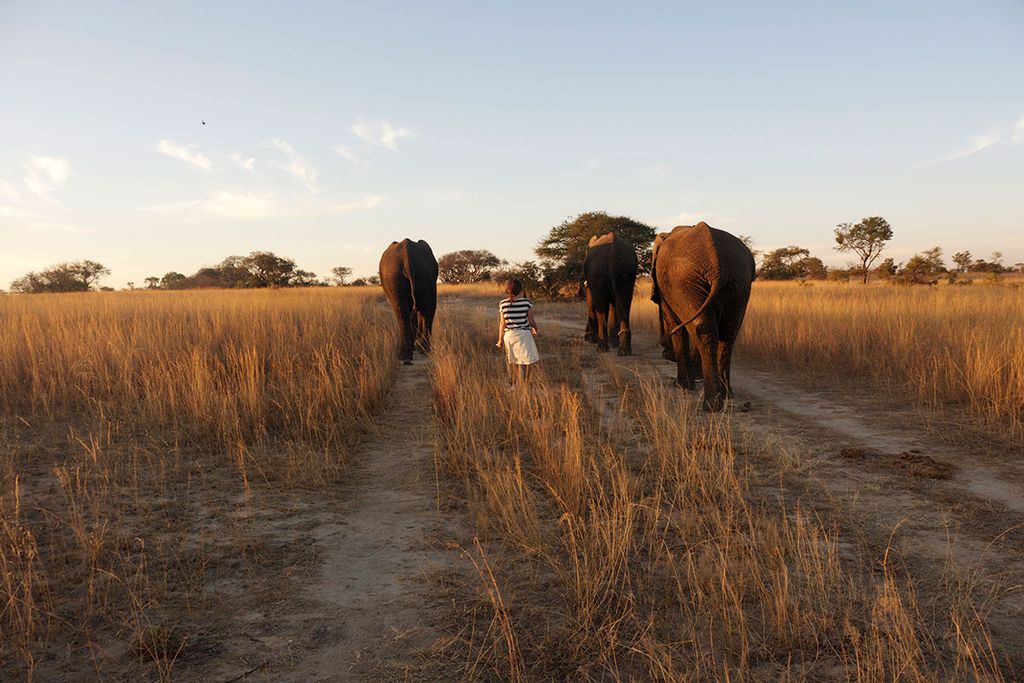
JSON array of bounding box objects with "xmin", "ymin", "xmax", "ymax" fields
[{"xmin": 499, "ymin": 297, "xmax": 533, "ymax": 330}]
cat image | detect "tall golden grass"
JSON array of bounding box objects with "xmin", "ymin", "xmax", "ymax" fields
[
  {"xmin": 0, "ymin": 287, "xmax": 395, "ymax": 678},
  {"xmin": 632, "ymin": 279, "xmax": 1024, "ymax": 440},
  {"xmin": 431, "ymin": 306, "xmax": 1004, "ymax": 680}
]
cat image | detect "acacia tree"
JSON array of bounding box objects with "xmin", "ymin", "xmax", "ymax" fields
[
  {"xmin": 10, "ymin": 260, "xmax": 110, "ymax": 293},
  {"xmin": 952, "ymin": 251, "xmax": 973, "ymax": 273},
  {"xmin": 900, "ymin": 246, "xmax": 945, "ymax": 284},
  {"xmin": 536, "ymin": 211, "xmax": 656, "ymax": 288},
  {"xmin": 437, "ymin": 249, "xmax": 504, "ymax": 283},
  {"xmin": 834, "ymin": 216, "xmax": 893, "ymax": 283},
  {"xmin": 330, "ymin": 266, "xmax": 353, "ymax": 286}
]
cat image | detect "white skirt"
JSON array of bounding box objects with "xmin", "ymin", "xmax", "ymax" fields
[{"xmin": 504, "ymin": 328, "xmax": 540, "ymax": 365}]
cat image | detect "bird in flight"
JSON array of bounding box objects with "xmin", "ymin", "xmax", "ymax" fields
[{"xmin": 201, "ymin": 120, "xmax": 206, "ymax": 125}]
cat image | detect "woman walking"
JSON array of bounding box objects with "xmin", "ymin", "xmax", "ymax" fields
[{"xmin": 495, "ymin": 279, "xmax": 540, "ymax": 384}]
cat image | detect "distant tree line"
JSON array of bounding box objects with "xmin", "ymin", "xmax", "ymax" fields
[
  {"xmin": 7, "ymin": 251, "xmax": 389, "ymax": 293},
  {"xmin": 10, "ymin": 261, "xmax": 111, "ymax": 293},
  {"xmin": 755, "ymin": 216, "xmax": 1022, "ymax": 285},
  {"xmin": 7, "ymin": 213, "xmax": 1021, "ymax": 294}
]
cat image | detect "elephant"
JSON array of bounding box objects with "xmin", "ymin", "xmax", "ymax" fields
[
  {"xmin": 653, "ymin": 222, "xmax": 755, "ymax": 410},
  {"xmin": 580, "ymin": 284, "xmax": 616, "ymax": 345},
  {"xmin": 582, "ymin": 232, "xmax": 638, "ymax": 355},
  {"xmin": 379, "ymin": 238, "xmax": 439, "ymax": 364},
  {"xmin": 652, "ymin": 231, "xmax": 701, "ymax": 378}
]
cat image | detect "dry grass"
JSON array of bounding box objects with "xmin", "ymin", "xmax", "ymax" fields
[
  {"xmin": 1, "ymin": 281, "xmax": 1016, "ymax": 680},
  {"xmin": 631, "ymin": 279, "xmax": 1024, "ymax": 441},
  {"xmin": 430, "ymin": 304, "xmax": 1005, "ymax": 680},
  {"xmin": 0, "ymin": 287, "xmax": 395, "ymax": 679}
]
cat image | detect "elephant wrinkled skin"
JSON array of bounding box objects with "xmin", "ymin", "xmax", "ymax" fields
[
  {"xmin": 583, "ymin": 232, "xmax": 638, "ymax": 355},
  {"xmin": 653, "ymin": 222, "xmax": 755, "ymax": 410},
  {"xmin": 379, "ymin": 239, "xmax": 439, "ymax": 364}
]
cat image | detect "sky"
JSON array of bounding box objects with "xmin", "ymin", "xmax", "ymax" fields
[{"xmin": 1, "ymin": 1, "xmax": 1022, "ymax": 288}]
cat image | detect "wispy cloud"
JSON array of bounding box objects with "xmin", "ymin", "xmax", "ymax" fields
[
  {"xmin": 350, "ymin": 119, "xmax": 417, "ymax": 151},
  {"xmin": 333, "ymin": 145, "xmax": 367, "ymax": 167},
  {"xmin": 0, "ymin": 204, "xmax": 45, "ymax": 220},
  {"xmin": 24, "ymin": 155, "xmax": 70, "ymax": 201},
  {"xmin": 946, "ymin": 131, "xmax": 1001, "ymax": 161},
  {"xmin": 1013, "ymin": 117, "xmax": 1024, "ymax": 144},
  {"xmin": 138, "ymin": 192, "xmax": 275, "ymax": 220},
  {"xmin": 639, "ymin": 163, "xmax": 670, "ymax": 176},
  {"xmin": 943, "ymin": 115, "xmax": 1024, "ymax": 161},
  {"xmin": 266, "ymin": 139, "xmax": 318, "ymax": 192},
  {"xmin": 157, "ymin": 140, "xmax": 211, "ymax": 170},
  {"xmin": 0, "ymin": 179, "xmax": 20, "ymax": 200},
  {"xmin": 138, "ymin": 191, "xmax": 382, "ymax": 222},
  {"xmin": 231, "ymin": 153, "xmax": 256, "ymax": 172},
  {"xmin": 326, "ymin": 197, "xmax": 383, "ymax": 213},
  {"xmin": 203, "ymin": 191, "xmax": 277, "ymax": 220}
]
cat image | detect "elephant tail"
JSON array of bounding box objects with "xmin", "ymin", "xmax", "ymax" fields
[
  {"xmin": 402, "ymin": 244, "xmax": 418, "ymax": 312},
  {"xmin": 659, "ymin": 278, "xmax": 721, "ymax": 344}
]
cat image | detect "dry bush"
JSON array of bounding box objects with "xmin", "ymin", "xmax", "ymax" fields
[
  {"xmin": 0, "ymin": 287, "xmax": 395, "ymax": 678},
  {"xmin": 431, "ymin": 307, "xmax": 1004, "ymax": 680}
]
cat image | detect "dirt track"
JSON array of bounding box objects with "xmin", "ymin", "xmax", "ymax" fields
[{"xmin": 217, "ymin": 303, "xmax": 1024, "ymax": 679}]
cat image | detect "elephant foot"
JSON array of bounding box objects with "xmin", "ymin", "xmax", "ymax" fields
[
  {"xmin": 701, "ymin": 394, "xmax": 724, "ymax": 412},
  {"xmin": 596, "ymin": 343, "xmax": 609, "ymax": 353},
  {"xmin": 616, "ymin": 346, "xmax": 632, "ymax": 357},
  {"xmin": 674, "ymin": 378, "xmax": 696, "ymax": 390}
]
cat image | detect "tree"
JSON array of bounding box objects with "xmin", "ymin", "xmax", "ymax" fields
[
  {"xmin": 144, "ymin": 276, "xmax": 160, "ymax": 289},
  {"xmin": 759, "ymin": 246, "xmax": 809, "ymax": 280},
  {"xmin": 126, "ymin": 281, "xmax": 135, "ymax": 290},
  {"xmin": 899, "ymin": 247, "xmax": 945, "ymax": 284},
  {"xmin": 873, "ymin": 257, "xmax": 899, "ymax": 279},
  {"xmin": 10, "ymin": 260, "xmax": 110, "ymax": 293},
  {"xmin": 834, "ymin": 216, "xmax": 893, "ymax": 283},
  {"xmin": 160, "ymin": 272, "xmax": 188, "ymax": 290},
  {"xmin": 330, "ymin": 266, "xmax": 353, "ymax": 286},
  {"xmin": 952, "ymin": 251, "xmax": 972, "ymax": 273},
  {"xmin": 240, "ymin": 251, "xmax": 300, "ymax": 287},
  {"xmin": 349, "ymin": 275, "xmax": 381, "ymax": 286},
  {"xmin": 437, "ymin": 249, "xmax": 504, "ymax": 283},
  {"xmin": 758, "ymin": 246, "xmax": 827, "ymax": 280},
  {"xmin": 536, "ymin": 211, "xmax": 657, "ymax": 287}
]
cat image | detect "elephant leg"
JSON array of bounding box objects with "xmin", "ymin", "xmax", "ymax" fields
[
  {"xmin": 584, "ymin": 289, "xmax": 597, "ymax": 342},
  {"xmin": 659, "ymin": 306, "xmax": 676, "ymax": 361},
  {"xmin": 686, "ymin": 332, "xmax": 701, "ymax": 383},
  {"xmin": 595, "ymin": 306, "xmax": 610, "ymax": 353},
  {"xmin": 693, "ymin": 320, "xmax": 722, "ymax": 411},
  {"xmin": 608, "ymin": 303, "xmax": 619, "ymax": 349},
  {"xmin": 672, "ymin": 330, "xmax": 695, "ymax": 390},
  {"xmin": 415, "ymin": 312, "xmax": 433, "ymax": 354},
  {"xmin": 614, "ymin": 289, "xmax": 632, "ymax": 356},
  {"xmin": 389, "ymin": 296, "xmax": 415, "ymax": 363},
  {"xmin": 717, "ymin": 340, "xmax": 735, "ymax": 399}
]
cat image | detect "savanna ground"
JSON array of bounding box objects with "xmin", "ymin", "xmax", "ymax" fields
[{"xmin": 1, "ymin": 279, "xmax": 1022, "ymax": 681}]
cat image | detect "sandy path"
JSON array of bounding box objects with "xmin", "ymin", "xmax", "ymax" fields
[{"xmin": 279, "ymin": 357, "xmax": 458, "ymax": 681}]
